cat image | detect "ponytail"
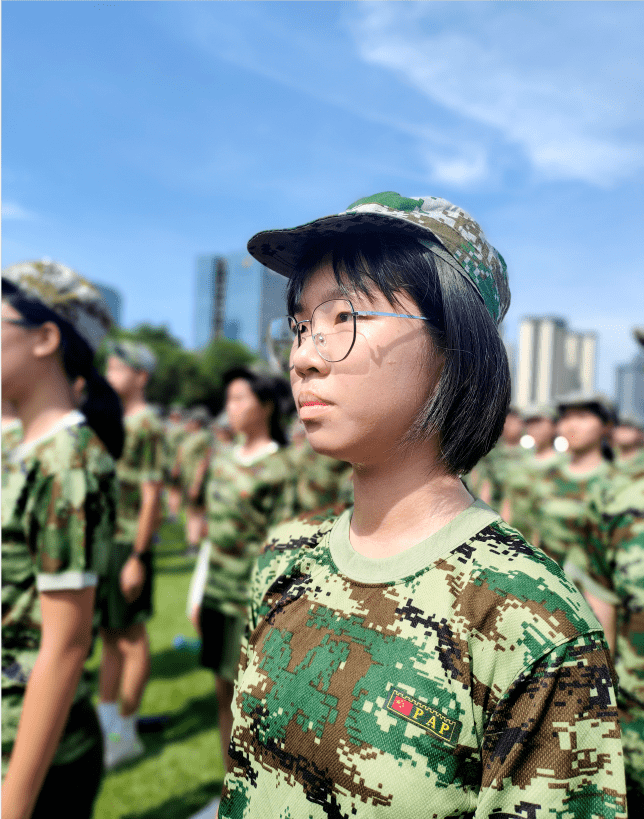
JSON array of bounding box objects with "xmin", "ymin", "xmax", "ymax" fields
[{"xmin": 80, "ymin": 367, "xmax": 125, "ymax": 460}]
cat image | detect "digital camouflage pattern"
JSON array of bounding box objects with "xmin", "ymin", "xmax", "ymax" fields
[
  {"xmin": 288, "ymin": 439, "xmax": 353, "ymax": 516},
  {"xmin": 247, "ymin": 192, "xmax": 510, "ymax": 325},
  {"xmin": 501, "ymin": 451, "xmax": 565, "ymax": 539},
  {"xmin": 532, "ymin": 459, "xmax": 615, "ymax": 570},
  {"xmin": 179, "ymin": 428, "xmax": 212, "ymax": 499},
  {"xmin": 115, "ymin": 406, "xmax": 164, "ymax": 545},
  {"xmin": 203, "ymin": 446, "xmax": 294, "ymax": 620},
  {"xmin": 2, "ymin": 415, "xmax": 117, "ymax": 778},
  {"xmin": 2, "ymin": 260, "xmax": 112, "ymax": 351},
  {"xmin": 220, "ymin": 501, "xmax": 626, "ymax": 818},
  {"xmin": 1, "ymin": 419, "xmax": 23, "ymax": 471},
  {"xmin": 581, "ymin": 466, "xmax": 644, "ymax": 795}
]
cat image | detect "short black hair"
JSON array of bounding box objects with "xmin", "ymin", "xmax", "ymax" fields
[
  {"xmin": 223, "ymin": 366, "xmax": 290, "ymax": 446},
  {"xmin": 286, "ymin": 230, "xmax": 510, "ymax": 475}
]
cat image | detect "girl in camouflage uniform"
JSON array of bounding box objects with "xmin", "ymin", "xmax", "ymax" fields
[
  {"xmin": 219, "ymin": 193, "xmax": 627, "ymax": 818},
  {"xmin": 2, "ymin": 262, "xmax": 122, "ymax": 819},
  {"xmin": 191, "ymin": 367, "xmax": 293, "ymax": 774}
]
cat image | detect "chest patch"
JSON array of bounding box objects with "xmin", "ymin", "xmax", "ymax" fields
[{"xmin": 386, "ymin": 688, "xmax": 462, "ymax": 746}]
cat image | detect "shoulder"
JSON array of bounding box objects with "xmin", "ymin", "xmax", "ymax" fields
[
  {"xmin": 127, "ymin": 406, "xmax": 163, "ymax": 436},
  {"xmin": 30, "ymin": 422, "xmax": 113, "ymax": 479}
]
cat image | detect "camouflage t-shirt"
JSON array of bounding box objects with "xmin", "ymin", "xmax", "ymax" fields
[
  {"xmin": 220, "ymin": 501, "xmax": 626, "ymax": 818},
  {"xmin": 163, "ymin": 421, "xmax": 188, "ymax": 477},
  {"xmin": 2, "ymin": 412, "xmax": 117, "ymax": 777},
  {"xmin": 179, "ymin": 428, "xmax": 212, "ymax": 491},
  {"xmin": 579, "ymin": 468, "xmax": 644, "ymax": 790},
  {"xmin": 465, "ymin": 443, "xmax": 528, "ymax": 512},
  {"xmin": 289, "ymin": 439, "xmax": 353, "ymax": 516},
  {"xmin": 115, "ymin": 406, "xmax": 164, "ymax": 545},
  {"xmin": 203, "ymin": 445, "xmax": 294, "ymax": 618},
  {"xmin": 502, "ymin": 451, "xmax": 566, "ymax": 540},
  {"xmin": 533, "ymin": 459, "xmax": 614, "ymax": 570},
  {"xmin": 615, "ymin": 448, "xmax": 644, "ymax": 479},
  {"xmin": 1, "ymin": 419, "xmax": 23, "ymax": 471}
]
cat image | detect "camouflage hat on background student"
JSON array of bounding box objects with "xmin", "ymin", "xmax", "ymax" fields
[
  {"xmin": 634, "ymin": 327, "xmax": 644, "ymax": 347},
  {"xmin": 189, "ymin": 405, "xmax": 211, "ymax": 426},
  {"xmin": 247, "ymin": 191, "xmax": 510, "ymax": 325},
  {"xmin": 2, "ymin": 260, "xmax": 113, "ymax": 351},
  {"xmin": 523, "ymin": 403, "xmax": 558, "ymax": 422},
  {"xmin": 556, "ymin": 391, "xmax": 617, "ymax": 424},
  {"xmin": 107, "ymin": 339, "xmax": 157, "ymax": 374}
]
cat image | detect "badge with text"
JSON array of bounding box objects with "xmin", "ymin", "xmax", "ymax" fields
[{"xmin": 386, "ymin": 688, "xmax": 462, "ymax": 746}]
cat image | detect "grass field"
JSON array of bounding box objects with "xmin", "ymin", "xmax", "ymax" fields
[{"xmin": 86, "ymin": 519, "xmax": 225, "ymax": 819}]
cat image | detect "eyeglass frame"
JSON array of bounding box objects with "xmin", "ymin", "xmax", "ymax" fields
[{"xmin": 286, "ymin": 297, "xmax": 431, "ymax": 363}]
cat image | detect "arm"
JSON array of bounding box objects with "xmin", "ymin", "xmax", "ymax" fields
[
  {"xmin": 475, "ymin": 632, "xmax": 626, "ymax": 817},
  {"xmin": 120, "ymin": 479, "xmax": 162, "ymax": 602},
  {"xmin": 189, "ymin": 448, "xmax": 211, "ymax": 503},
  {"xmin": 1, "ymin": 587, "xmax": 95, "ymax": 819},
  {"xmin": 187, "ymin": 540, "xmax": 211, "ymax": 633},
  {"xmin": 585, "ymin": 591, "xmax": 617, "ymax": 656}
]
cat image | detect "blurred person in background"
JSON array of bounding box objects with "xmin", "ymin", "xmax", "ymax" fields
[
  {"xmin": 178, "ymin": 405, "xmax": 212, "ymax": 557},
  {"xmin": 612, "ymin": 414, "xmax": 644, "ymax": 476},
  {"xmin": 499, "ymin": 403, "xmax": 563, "ymax": 539},
  {"xmin": 97, "ymin": 341, "xmax": 163, "ymax": 770},
  {"xmin": 218, "ymin": 192, "xmax": 626, "ymax": 817},
  {"xmin": 1, "ymin": 261, "xmax": 122, "ymax": 819},
  {"xmin": 533, "ymin": 392, "xmax": 616, "ymax": 575},
  {"xmin": 191, "ymin": 367, "xmax": 293, "ymax": 774},
  {"xmin": 163, "ymin": 403, "xmax": 187, "ymax": 522}
]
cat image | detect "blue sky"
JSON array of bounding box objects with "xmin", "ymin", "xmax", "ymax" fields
[{"xmin": 3, "ymin": 1, "xmax": 643, "ymax": 395}]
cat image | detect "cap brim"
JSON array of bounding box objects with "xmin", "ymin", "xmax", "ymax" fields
[{"xmin": 247, "ymin": 211, "xmax": 443, "ymax": 278}]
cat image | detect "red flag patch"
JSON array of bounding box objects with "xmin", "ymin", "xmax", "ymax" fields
[{"xmin": 385, "ymin": 688, "xmax": 462, "ymax": 746}]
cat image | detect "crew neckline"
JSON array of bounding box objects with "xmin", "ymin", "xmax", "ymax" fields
[
  {"xmin": 12, "ymin": 410, "xmax": 85, "ymax": 462},
  {"xmin": 328, "ymin": 498, "xmax": 500, "ymax": 584},
  {"xmin": 233, "ymin": 440, "xmax": 279, "ymax": 466}
]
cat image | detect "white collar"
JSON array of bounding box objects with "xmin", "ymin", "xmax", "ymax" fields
[{"xmin": 12, "ymin": 410, "xmax": 86, "ymax": 462}]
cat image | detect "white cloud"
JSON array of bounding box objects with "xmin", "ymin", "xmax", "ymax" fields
[
  {"xmin": 2, "ymin": 202, "xmax": 36, "ymax": 220},
  {"xmin": 350, "ymin": 2, "xmax": 644, "ymax": 187}
]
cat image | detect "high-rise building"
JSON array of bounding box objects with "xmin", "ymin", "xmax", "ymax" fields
[
  {"xmin": 194, "ymin": 251, "xmax": 287, "ymax": 357},
  {"xmin": 515, "ymin": 317, "xmax": 597, "ymax": 409},
  {"xmin": 615, "ymin": 351, "xmax": 644, "ymax": 424}
]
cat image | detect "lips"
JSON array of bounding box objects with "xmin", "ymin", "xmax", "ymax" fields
[{"xmin": 298, "ymin": 392, "xmax": 331, "ymax": 409}]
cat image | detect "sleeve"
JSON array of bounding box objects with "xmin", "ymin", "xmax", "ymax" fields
[
  {"xmin": 137, "ymin": 419, "xmax": 164, "ymax": 483},
  {"xmin": 475, "ymin": 631, "xmax": 627, "ymax": 818},
  {"xmin": 29, "ymin": 467, "xmax": 98, "ymax": 592}
]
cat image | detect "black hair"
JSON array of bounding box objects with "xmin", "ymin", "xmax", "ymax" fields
[
  {"xmin": 287, "ymin": 230, "xmax": 510, "ymax": 475},
  {"xmin": 223, "ymin": 367, "xmax": 290, "ymax": 447},
  {"xmin": 2, "ymin": 281, "xmax": 125, "ymax": 460}
]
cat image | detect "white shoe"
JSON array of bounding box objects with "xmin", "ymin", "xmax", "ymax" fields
[{"xmin": 104, "ymin": 730, "xmax": 145, "ymax": 770}]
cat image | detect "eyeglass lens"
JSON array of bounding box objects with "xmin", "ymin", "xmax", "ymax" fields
[{"xmin": 281, "ymin": 299, "xmax": 356, "ymax": 363}]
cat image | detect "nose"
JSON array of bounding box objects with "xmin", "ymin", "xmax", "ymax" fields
[{"xmin": 291, "ymin": 331, "xmax": 330, "ymax": 376}]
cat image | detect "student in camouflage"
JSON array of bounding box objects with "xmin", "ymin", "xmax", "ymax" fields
[
  {"xmin": 287, "ymin": 418, "xmax": 353, "ymax": 515},
  {"xmin": 500, "ymin": 404, "xmax": 564, "ymax": 539},
  {"xmin": 193, "ymin": 367, "xmax": 294, "ymax": 773},
  {"xmin": 577, "ymin": 465, "xmax": 644, "ymax": 807},
  {"xmin": 612, "ymin": 413, "xmax": 644, "ymax": 477},
  {"xmin": 179, "ymin": 405, "xmax": 212, "ymax": 556},
  {"xmin": 97, "ymin": 340, "xmax": 164, "ymax": 770},
  {"xmin": 2, "ymin": 398, "xmax": 23, "ymax": 470},
  {"xmin": 220, "ymin": 192, "xmax": 627, "ymax": 818},
  {"xmin": 163, "ymin": 403, "xmax": 188, "ymax": 522},
  {"xmin": 532, "ymin": 392, "xmax": 616, "ymax": 573},
  {"xmin": 1, "ymin": 261, "xmax": 122, "ymax": 819}
]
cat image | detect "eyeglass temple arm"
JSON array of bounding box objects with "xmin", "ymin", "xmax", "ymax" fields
[{"xmin": 352, "ymin": 310, "xmax": 429, "ymax": 321}]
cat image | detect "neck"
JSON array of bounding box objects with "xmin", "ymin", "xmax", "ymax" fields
[
  {"xmin": 350, "ymin": 446, "xmax": 474, "ymax": 559},
  {"xmin": 239, "ymin": 423, "xmax": 274, "ymax": 456},
  {"xmin": 121, "ymin": 392, "xmax": 147, "ymax": 417},
  {"xmin": 14, "ymin": 369, "xmax": 77, "ymax": 446},
  {"xmin": 568, "ymin": 446, "xmax": 603, "ymax": 473},
  {"xmin": 618, "ymin": 444, "xmax": 643, "ymax": 460}
]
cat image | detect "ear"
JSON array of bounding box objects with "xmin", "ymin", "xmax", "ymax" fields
[
  {"xmin": 135, "ymin": 369, "xmax": 150, "ymax": 390},
  {"xmin": 32, "ymin": 321, "xmax": 62, "ymax": 359}
]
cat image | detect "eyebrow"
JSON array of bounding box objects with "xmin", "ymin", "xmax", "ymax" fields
[{"xmin": 293, "ymin": 286, "xmax": 350, "ymax": 315}]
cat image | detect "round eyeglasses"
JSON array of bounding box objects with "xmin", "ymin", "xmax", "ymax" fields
[{"xmin": 268, "ymin": 298, "xmax": 431, "ymax": 365}]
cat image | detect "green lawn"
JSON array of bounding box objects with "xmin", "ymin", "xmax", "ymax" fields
[{"xmin": 86, "ymin": 520, "xmax": 225, "ymax": 819}]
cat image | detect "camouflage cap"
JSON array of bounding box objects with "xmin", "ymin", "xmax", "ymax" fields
[
  {"xmin": 2, "ymin": 260, "xmax": 112, "ymax": 352},
  {"xmin": 616, "ymin": 412, "xmax": 644, "ymax": 431},
  {"xmin": 247, "ymin": 191, "xmax": 510, "ymax": 325},
  {"xmin": 107, "ymin": 339, "xmax": 157, "ymax": 374},
  {"xmin": 523, "ymin": 403, "xmax": 558, "ymax": 422},
  {"xmin": 556, "ymin": 390, "xmax": 617, "ymax": 423}
]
